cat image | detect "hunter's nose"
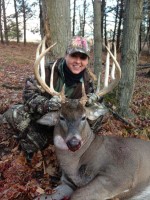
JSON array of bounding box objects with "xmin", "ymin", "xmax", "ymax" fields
[{"xmin": 66, "ymin": 136, "xmax": 81, "ymax": 152}]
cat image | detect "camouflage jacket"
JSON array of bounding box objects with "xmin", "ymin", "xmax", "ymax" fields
[{"xmin": 23, "ymin": 58, "xmax": 94, "ymax": 117}]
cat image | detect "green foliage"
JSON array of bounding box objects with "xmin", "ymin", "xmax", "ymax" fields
[
  {"xmin": 104, "ymin": 88, "xmax": 118, "ymax": 107},
  {"xmin": 7, "ymin": 20, "xmax": 22, "ymax": 39},
  {"xmin": 17, "ymin": 0, "xmax": 38, "ymax": 20}
]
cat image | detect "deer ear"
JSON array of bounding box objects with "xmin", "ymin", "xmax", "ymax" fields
[
  {"xmin": 37, "ymin": 111, "xmax": 60, "ymax": 126},
  {"xmin": 85, "ymin": 103, "xmax": 108, "ymax": 121}
]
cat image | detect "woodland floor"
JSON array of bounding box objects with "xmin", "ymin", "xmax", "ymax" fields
[{"xmin": 0, "ymin": 42, "xmax": 150, "ymax": 200}]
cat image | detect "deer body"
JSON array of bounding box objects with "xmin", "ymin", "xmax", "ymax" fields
[
  {"xmin": 55, "ymin": 137, "xmax": 150, "ymax": 200},
  {"xmin": 36, "ymin": 101, "xmax": 150, "ymax": 200}
]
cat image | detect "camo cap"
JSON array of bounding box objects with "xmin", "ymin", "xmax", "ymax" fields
[{"xmin": 66, "ymin": 36, "xmax": 90, "ymax": 57}]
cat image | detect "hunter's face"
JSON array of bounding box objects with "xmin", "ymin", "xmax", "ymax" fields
[{"xmin": 65, "ymin": 52, "xmax": 89, "ymax": 74}]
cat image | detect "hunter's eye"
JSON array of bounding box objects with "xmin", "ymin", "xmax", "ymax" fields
[{"xmin": 60, "ymin": 115, "xmax": 65, "ymax": 121}]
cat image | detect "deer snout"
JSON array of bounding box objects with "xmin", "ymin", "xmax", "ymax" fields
[{"xmin": 66, "ymin": 136, "xmax": 81, "ymax": 152}]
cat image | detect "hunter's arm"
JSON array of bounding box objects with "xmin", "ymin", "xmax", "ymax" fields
[{"xmin": 23, "ymin": 76, "xmax": 60, "ymax": 115}]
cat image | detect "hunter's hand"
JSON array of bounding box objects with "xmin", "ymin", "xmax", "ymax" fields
[
  {"xmin": 86, "ymin": 93, "xmax": 100, "ymax": 106},
  {"xmin": 48, "ymin": 95, "xmax": 61, "ymax": 111}
]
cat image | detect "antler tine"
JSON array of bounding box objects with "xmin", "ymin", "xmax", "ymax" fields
[
  {"xmin": 80, "ymin": 82, "xmax": 88, "ymax": 106},
  {"xmin": 34, "ymin": 41, "xmax": 60, "ymax": 97},
  {"xmin": 111, "ymin": 42, "xmax": 116, "ymax": 80},
  {"xmin": 35, "ymin": 37, "xmax": 46, "ymax": 92},
  {"xmin": 36, "ymin": 37, "xmax": 46, "ymax": 76},
  {"xmin": 49, "ymin": 60, "xmax": 66, "ymax": 97},
  {"xmin": 36, "ymin": 37, "xmax": 43, "ymax": 75},
  {"xmin": 96, "ymin": 72, "xmax": 101, "ymax": 93},
  {"xmin": 104, "ymin": 42, "xmax": 110, "ymax": 87},
  {"xmin": 50, "ymin": 60, "xmax": 58, "ymax": 94},
  {"xmin": 36, "ymin": 36, "xmax": 47, "ymax": 82},
  {"xmin": 96, "ymin": 43, "xmax": 121, "ymax": 97},
  {"xmin": 60, "ymin": 84, "xmax": 66, "ymax": 103},
  {"xmin": 40, "ymin": 36, "xmax": 46, "ymax": 81},
  {"xmin": 36, "ymin": 39, "xmax": 42, "ymax": 59}
]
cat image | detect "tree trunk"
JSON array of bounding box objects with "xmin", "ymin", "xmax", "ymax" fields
[
  {"xmin": 139, "ymin": 24, "xmax": 142, "ymax": 52},
  {"xmin": 0, "ymin": 0, "xmax": 4, "ymax": 43},
  {"xmin": 116, "ymin": 0, "xmax": 124, "ymax": 50},
  {"xmin": 22, "ymin": 0, "xmax": 26, "ymax": 44},
  {"xmin": 2, "ymin": 0, "xmax": 8, "ymax": 44},
  {"xmin": 104, "ymin": 9, "xmax": 107, "ymax": 45},
  {"xmin": 113, "ymin": 0, "xmax": 119, "ymax": 43},
  {"xmin": 101, "ymin": 0, "xmax": 106, "ymax": 40},
  {"xmin": 81, "ymin": 0, "xmax": 87, "ymax": 37},
  {"xmin": 148, "ymin": 2, "xmax": 150, "ymax": 54},
  {"xmin": 117, "ymin": 0, "xmax": 143, "ymax": 117},
  {"xmin": 39, "ymin": 0, "xmax": 43, "ymax": 39},
  {"xmin": 72, "ymin": 0, "xmax": 76, "ymax": 36},
  {"xmin": 93, "ymin": 0, "xmax": 102, "ymax": 76},
  {"xmin": 14, "ymin": 0, "xmax": 19, "ymax": 43},
  {"xmin": 41, "ymin": 0, "xmax": 71, "ymax": 60}
]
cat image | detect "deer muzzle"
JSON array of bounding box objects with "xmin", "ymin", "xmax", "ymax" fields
[{"xmin": 66, "ymin": 136, "xmax": 81, "ymax": 152}]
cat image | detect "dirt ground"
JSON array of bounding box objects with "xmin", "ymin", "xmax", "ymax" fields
[{"xmin": 0, "ymin": 42, "xmax": 149, "ymax": 199}]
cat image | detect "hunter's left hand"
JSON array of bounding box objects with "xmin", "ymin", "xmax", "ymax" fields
[{"xmin": 86, "ymin": 93, "xmax": 99, "ymax": 106}]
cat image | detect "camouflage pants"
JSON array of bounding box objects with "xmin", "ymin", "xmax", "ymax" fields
[{"xmin": 2, "ymin": 104, "xmax": 54, "ymax": 161}]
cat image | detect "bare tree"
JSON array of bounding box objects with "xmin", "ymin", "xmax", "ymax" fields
[
  {"xmin": 14, "ymin": 0, "xmax": 20, "ymax": 43},
  {"xmin": 22, "ymin": 0, "xmax": 26, "ymax": 44},
  {"xmin": 16, "ymin": 0, "xmax": 38, "ymax": 44},
  {"xmin": 148, "ymin": 15, "xmax": 150, "ymax": 54},
  {"xmin": 72, "ymin": 0, "xmax": 76, "ymax": 36},
  {"xmin": 117, "ymin": 0, "xmax": 144, "ymax": 117},
  {"xmin": 116, "ymin": 0, "xmax": 124, "ymax": 50},
  {"xmin": 140, "ymin": 0, "xmax": 150, "ymax": 54},
  {"xmin": 2, "ymin": 0, "xmax": 8, "ymax": 44},
  {"xmin": 0, "ymin": 0, "xmax": 4, "ymax": 43},
  {"xmin": 103, "ymin": 5, "xmax": 107, "ymax": 45},
  {"xmin": 78, "ymin": 0, "xmax": 87, "ymax": 37},
  {"xmin": 101, "ymin": 0, "xmax": 106, "ymax": 39},
  {"xmin": 93, "ymin": 0, "xmax": 102, "ymax": 76},
  {"xmin": 41, "ymin": 0, "xmax": 71, "ymax": 60},
  {"xmin": 112, "ymin": 0, "xmax": 119, "ymax": 43},
  {"xmin": 81, "ymin": 0, "xmax": 87, "ymax": 37}
]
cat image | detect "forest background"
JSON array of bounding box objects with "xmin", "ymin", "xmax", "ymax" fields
[{"xmin": 0, "ymin": 0, "xmax": 150, "ymax": 199}]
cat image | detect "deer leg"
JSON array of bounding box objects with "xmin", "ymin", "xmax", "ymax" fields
[
  {"xmin": 34, "ymin": 183, "xmax": 74, "ymax": 200},
  {"xmin": 70, "ymin": 175, "xmax": 128, "ymax": 200}
]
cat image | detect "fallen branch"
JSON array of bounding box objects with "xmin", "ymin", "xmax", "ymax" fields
[
  {"xmin": 137, "ymin": 63, "xmax": 150, "ymax": 70},
  {"xmin": 1, "ymin": 83, "xmax": 23, "ymax": 90},
  {"xmin": 108, "ymin": 107, "xmax": 136, "ymax": 128}
]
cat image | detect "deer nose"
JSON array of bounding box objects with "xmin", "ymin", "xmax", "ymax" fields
[{"xmin": 66, "ymin": 137, "xmax": 81, "ymax": 152}]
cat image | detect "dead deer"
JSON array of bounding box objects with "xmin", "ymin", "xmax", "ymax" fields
[{"xmin": 34, "ymin": 38, "xmax": 150, "ymax": 200}]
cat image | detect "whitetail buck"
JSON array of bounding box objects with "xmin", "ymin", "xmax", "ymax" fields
[{"xmin": 34, "ymin": 38, "xmax": 150, "ymax": 200}]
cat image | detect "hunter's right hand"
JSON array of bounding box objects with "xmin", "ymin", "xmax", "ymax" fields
[{"xmin": 47, "ymin": 95, "xmax": 61, "ymax": 111}]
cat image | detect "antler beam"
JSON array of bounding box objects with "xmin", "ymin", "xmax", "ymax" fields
[{"xmin": 96, "ymin": 42, "xmax": 121, "ymax": 97}]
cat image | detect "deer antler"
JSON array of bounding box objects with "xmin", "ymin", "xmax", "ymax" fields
[
  {"xmin": 96, "ymin": 42, "xmax": 121, "ymax": 97},
  {"xmin": 34, "ymin": 39, "xmax": 59, "ymax": 96},
  {"xmin": 79, "ymin": 82, "xmax": 88, "ymax": 106},
  {"xmin": 36, "ymin": 36, "xmax": 46, "ymax": 81},
  {"xmin": 34, "ymin": 38, "xmax": 67, "ymax": 102}
]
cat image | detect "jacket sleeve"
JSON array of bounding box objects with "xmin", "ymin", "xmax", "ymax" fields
[{"xmin": 23, "ymin": 77, "xmax": 51, "ymax": 115}]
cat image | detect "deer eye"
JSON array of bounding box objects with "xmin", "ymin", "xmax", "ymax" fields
[
  {"xmin": 81, "ymin": 116, "xmax": 86, "ymax": 121},
  {"xmin": 60, "ymin": 115, "xmax": 65, "ymax": 121}
]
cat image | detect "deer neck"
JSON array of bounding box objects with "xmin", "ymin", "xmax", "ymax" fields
[
  {"xmin": 54, "ymin": 121, "xmax": 95, "ymax": 158},
  {"xmin": 54, "ymin": 122, "xmax": 95, "ymax": 176}
]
